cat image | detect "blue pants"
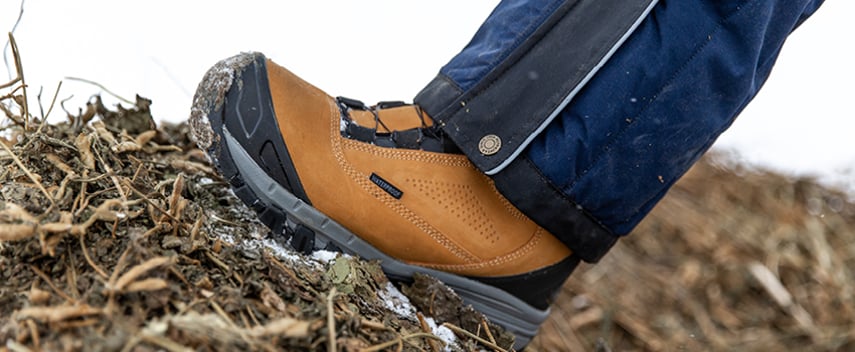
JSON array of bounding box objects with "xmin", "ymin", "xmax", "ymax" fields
[{"xmin": 416, "ymin": 0, "xmax": 824, "ymax": 261}]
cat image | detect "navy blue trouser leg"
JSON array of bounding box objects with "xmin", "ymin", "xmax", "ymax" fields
[
  {"xmin": 528, "ymin": 0, "xmax": 824, "ymax": 236},
  {"xmin": 416, "ymin": 0, "xmax": 824, "ymax": 261}
]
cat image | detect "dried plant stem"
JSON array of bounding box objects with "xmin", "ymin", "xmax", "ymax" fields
[
  {"xmin": 204, "ymin": 251, "xmax": 230, "ymax": 273},
  {"xmin": 265, "ymin": 253, "xmax": 321, "ymax": 298},
  {"xmin": 1, "ymin": 32, "xmax": 23, "ymax": 90},
  {"xmin": 25, "ymin": 318, "xmax": 39, "ymax": 350},
  {"xmin": 0, "ymin": 140, "xmax": 53, "ymax": 206},
  {"xmin": 64, "ymin": 76, "xmax": 133, "ymax": 105},
  {"xmin": 5, "ymin": 339, "xmax": 30, "ymax": 352},
  {"xmin": 127, "ymin": 185, "xmax": 179, "ymax": 223},
  {"xmin": 442, "ymin": 323, "xmax": 509, "ymax": 352},
  {"xmin": 5, "ymin": 33, "xmax": 29, "ymax": 129},
  {"xmin": 139, "ymin": 335, "xmax": 193, "ymax": 352},
  {"xmin": 360, "ymin": 319, "xmax": 388, "ymax": 331},
  {"xmin": 246, "ymin": 305, "xmax": 261, "ymax": 327},
  {"xmin": 0, "ymin": 76, "xmax": 19, "ymax": 92},
  {"xmin": 326, "ymin": 287, "xmax": 337, "ymax": 352},
  {"xmin": 93, "ymin": 146, "xmax": 127, "ymax": 203},
  {"xmin": 210, "ymin": 300, "xmax": 238, "ymax": 328},
  {"xmin": 748, "ymin": 262, "xmax": 817, "ymax": 334},
  {"xmin": 209, "ymin": 300, "xmax": 253, "ymax": 346},
  {"xmin": 106, "ymin": 246, "xmax": 132, "ymax": 305},
  {"xmin": 417, "ymin": 313, "xmax": 443, "ymax": 352},
  {"xmin": 79, "ymin": 233, "xmax": 108, "ymax": 278},
  {"xmin": 362, "ymin": 333, "xmax": 444, "ymax": 352},
  {"xmin": 64, "ymin": 246, "xmax": 81, "ymax": 299},
  {"xmin": 481, "ymin": 319, "xmax": 498, "ymax": 345},
  {"xmin": 111, "ymin": 256, "xmax": 173, "ymax": 292},
  {"xmin": 28, "ymin": 265, "xmax": 74, "ymax": 303},
  {"xmin": 3, "ymin": 0, "xmax": 25, "ymax": 76},
  {"xmin": 32, "ymin": 81, "xmax": 62, "ymax": 137}
]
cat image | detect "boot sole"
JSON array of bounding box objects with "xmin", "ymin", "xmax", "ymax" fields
[{"xmin": 192, "ymin": 53, "xmax": 548, "ymax": 349}]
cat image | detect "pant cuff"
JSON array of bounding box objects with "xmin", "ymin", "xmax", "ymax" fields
[{"xmin": 493, "ymin": 156, "xmax": 617, "ymax": 262}]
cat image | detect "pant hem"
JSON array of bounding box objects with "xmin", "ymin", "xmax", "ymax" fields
[{"xmin": 493, "ymin": 156, "xmax": 617, "ymax": 262}]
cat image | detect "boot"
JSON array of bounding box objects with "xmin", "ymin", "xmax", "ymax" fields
[{"xmin": 190, "ymin": 52, "xmax": 580, "ymax": 348}]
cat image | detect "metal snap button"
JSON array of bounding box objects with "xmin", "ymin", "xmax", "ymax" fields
[{"xmin": 478, "ymin": 134, "xmax": 502, "ymax": 156}]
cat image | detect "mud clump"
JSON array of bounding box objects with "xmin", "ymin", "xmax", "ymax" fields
[{"xmin": 189, "ymin": 52, "xmax": 260, "ymax": 151}]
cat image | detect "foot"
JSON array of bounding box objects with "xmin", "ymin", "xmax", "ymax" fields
[{"xmin": 190, "ymin": 53, "xmax": 579, "ymax": 349}]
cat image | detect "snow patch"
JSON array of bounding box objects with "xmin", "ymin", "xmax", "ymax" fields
[
  {"xmin": 206, "ymin": 209, "xmax": 320, "ymax": 269},
  {"xmin": 378, "ymin": 282, "xmax": 416, "ymax": 318},
  {"xmin": 261, "ymin": 237, "xmax": 306, "ymax": 263},
  {"xmin": 423, "ymin": 317, "xmax": 457, "ymax": 352},
  {"xmin": 378, "ymin": 282, "xmax": 458, "ymax": 350},
  {"xmin": 311, "ymin": 250, "xmax": 339, "ymax": 264}
]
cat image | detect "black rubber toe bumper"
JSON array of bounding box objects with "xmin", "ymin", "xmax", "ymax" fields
[
  {"xmin": 209, "ymin": 54, "xmax": 310, "ymax": 206},
  {"xmin": 201, "ymin": 54, "xmax": 321, "ymax": 253}
]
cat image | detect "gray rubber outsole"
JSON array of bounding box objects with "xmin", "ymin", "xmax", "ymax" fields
[{"xmin": 221, "ymin": 127, "xmax": 547, "ymax": 349}]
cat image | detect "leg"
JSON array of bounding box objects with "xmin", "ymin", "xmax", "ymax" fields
[
  {"xmin": 526, "ymin": 0, "xmax": 826, "ymax": 236},
  {"xmin": 417, "ymin": 0, "xmax": 824, "ymax": 260}
]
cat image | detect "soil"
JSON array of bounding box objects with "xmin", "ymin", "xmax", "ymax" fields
[
  {"xmin": 3, "ymin": 91, "xmax": 855, "ymax": 351},
  {"xmin": 0, "ymin": 96, "xmax": 498, "ymax": 352}
]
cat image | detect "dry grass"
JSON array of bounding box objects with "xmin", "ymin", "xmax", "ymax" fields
[{"xmin": 531, "ymin": 156, "xmax": 855, "ymax": 351}]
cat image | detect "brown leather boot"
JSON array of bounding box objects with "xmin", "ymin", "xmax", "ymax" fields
[{"xmin": 190, "ymin": 53, "xmax": 580, "ymax": 348}]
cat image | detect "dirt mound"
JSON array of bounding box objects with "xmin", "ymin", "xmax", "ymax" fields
[
  {"xmin": 531, "ymin": 155, "xmax": 855, "ymax": 351},
  {"xmin": 0, "ymin": 90, "xmax": 521, "ymax": 351}
]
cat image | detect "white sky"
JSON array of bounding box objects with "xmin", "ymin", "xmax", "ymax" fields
[{"xmin": 2, "ymin": 1, "xmax": 854, "ymax": 191}]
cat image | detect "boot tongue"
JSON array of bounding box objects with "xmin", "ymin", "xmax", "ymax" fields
[
  {"xmin": 344, "ymin": 99, "xmax": 433, "ymax": 133},
  {"xmin": 376, "ymin": 105, "xmax": 434, "ymax": 132},
  {"xmin": 336, "ymin": 97, "xmax": 457, "ymax": 154}
]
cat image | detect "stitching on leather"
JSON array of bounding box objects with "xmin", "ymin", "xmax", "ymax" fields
[
  {"xmin": 415, "ymin": 227, "xmax": 544, "ymax": 273},
  {"xmin": 326, "ymin": 100, "xmax": 478, "ymax": 262},
  {"xmin": 405, "ymin": 178, "xmax": 500, "ymax": 246},
  {"xmin": 484, "ymin": 173, "xmax": 528, "ymax": 221},
  {"xmin": 342, "ymin": 138, "xmax": 472, "ymax": 167}
]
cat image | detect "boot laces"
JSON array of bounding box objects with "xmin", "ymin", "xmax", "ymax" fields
[{"xmin": 336, "ymin": 96, "xmax": 456, "ymax": 153}]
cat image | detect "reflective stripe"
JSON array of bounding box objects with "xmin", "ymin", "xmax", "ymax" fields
[{"xmin": 485, "ymin": 0, "xmax": 659, "ymax": 175}]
